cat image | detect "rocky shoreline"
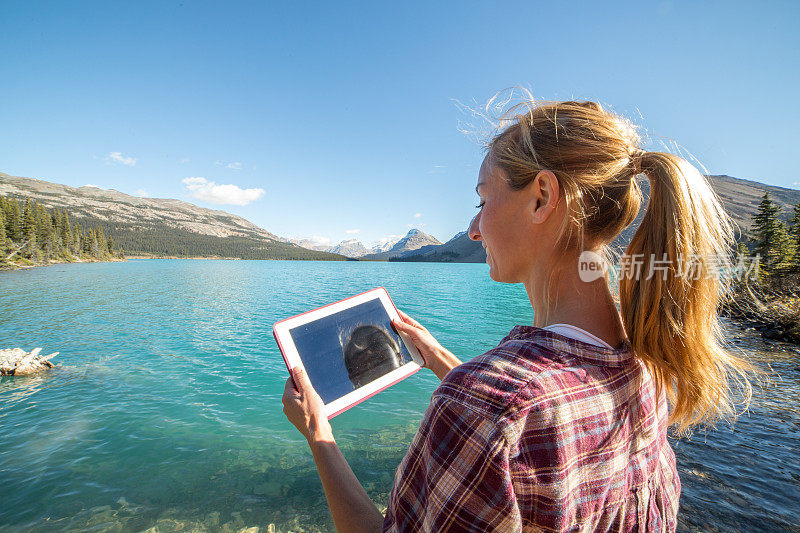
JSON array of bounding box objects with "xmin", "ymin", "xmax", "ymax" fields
[
  {"xmin": 720, "ymin": 283, "xmax": 800, "ymax": 345},
  {"xmin": 0, "ymin": 256, "xmax": 125, "ymax": 272}
]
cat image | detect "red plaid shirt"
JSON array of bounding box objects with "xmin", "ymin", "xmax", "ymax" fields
[{"xmin": 382, "ymin": 326, "xmax": 680, "ymax": 532}]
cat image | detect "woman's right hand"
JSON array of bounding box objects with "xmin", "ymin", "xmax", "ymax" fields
[{"xmin": 392, "ymin": 309, "xmax": 462, "ymax": 381}]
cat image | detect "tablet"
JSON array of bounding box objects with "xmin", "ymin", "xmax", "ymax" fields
[{"xmin": 273, "ymin": 287, "xmax": 424, "ymax": 418}]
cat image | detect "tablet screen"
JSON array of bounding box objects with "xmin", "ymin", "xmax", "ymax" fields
[{"xmin": 287, "ymin": 297, "xmax": 414, "ymax": 404}]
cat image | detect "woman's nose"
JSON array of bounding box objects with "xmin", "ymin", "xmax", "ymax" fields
[{"xmin": 468, "ymin": 213, "xmax": 482, "ymax": 241}]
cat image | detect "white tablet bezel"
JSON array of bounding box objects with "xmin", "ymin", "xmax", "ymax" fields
[{"xmin": 273, "ymin": 287, "xmax": 424, "ymax": 418}]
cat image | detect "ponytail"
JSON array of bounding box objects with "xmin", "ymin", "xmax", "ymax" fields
[{"xmin": 620, "ymin": 151, "xmax": 753, "ymax": 432}]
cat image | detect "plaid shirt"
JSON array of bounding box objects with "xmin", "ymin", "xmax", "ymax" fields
[{"xmin": 382, "ymin": 326, "xmax": 680, "ymax": 532}]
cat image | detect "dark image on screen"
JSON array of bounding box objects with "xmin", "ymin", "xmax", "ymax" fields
[{"xmin": 288, "ymin": 298, "xmax": 412, "ymax": 404}]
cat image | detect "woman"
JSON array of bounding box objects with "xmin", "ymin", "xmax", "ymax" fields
[{"xmin": 282, "ymin": 100, "xmax": 752, "ymax": 532}]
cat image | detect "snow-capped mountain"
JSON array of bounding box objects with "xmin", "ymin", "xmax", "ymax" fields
[{"xmin": 287, "ymin": 230, "xmax": 437, "ymax": 259}]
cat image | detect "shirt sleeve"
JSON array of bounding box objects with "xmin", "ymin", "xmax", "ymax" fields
[{"xmin": 382, "ymin": 394, "xmax": 521, "ymax": 532}]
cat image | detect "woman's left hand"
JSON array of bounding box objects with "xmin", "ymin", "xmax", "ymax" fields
[{"xmin": 282, "ymin": 367, "xmax": 334, "ymax": 443}]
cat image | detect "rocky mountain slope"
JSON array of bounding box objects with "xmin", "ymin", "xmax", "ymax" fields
[
  {"xmin": 327, "ymin": 239, "xmax": 370, "ymax": 257},
  {"xmin": 360, "ymin": 229, "xmax": 442, "ymax": 260},
  {"xmin": 397, "ymin": 174, "xmax": 800, "ymax": 263},
  {"xmin": 0, "ymin": 172, "xmax": 346, "ymax": 261},
  {"xmin": 0, "ymin": 173, "xmax": 280, "ymax": 240}
]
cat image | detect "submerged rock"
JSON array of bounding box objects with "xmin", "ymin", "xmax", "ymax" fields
[{"xmin": 0, "ymin": 347, "xmax": 58, "ymax": 376}]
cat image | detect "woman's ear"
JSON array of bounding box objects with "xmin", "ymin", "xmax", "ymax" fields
[{"xmin": 529, "ymin": 170, "xmax": 560, "ymax": 223}]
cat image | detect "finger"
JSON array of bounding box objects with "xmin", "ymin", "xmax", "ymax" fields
[
  {"xmin": 292, "ymin": 366, "xmax": 314, "ymax": 393},
  {"xmin": 397, "ymin": 309, "xmax": 421, "ymax": 327},
  {"xmin": 397, "ymin": 311, "xmax": 425, "ymax": 331},
  {"xmin": 403, "ymin": 312, "xmax": 427, "ymax": 331},
  {"xmin": 283, "ymin": 377, "xmax": 301, "ymax": 401},
  {"xmin": 393, "ymin": 320, "xmax": 422, "ymax": 341},
  {"xmin": 392, "ymin": 317, "xmax": 410, "ymax": 330}
]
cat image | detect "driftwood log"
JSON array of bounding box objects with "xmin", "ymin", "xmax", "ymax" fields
[{"xmin": 0, "ymin": 348, "xmax": 58, "ymax": 376}]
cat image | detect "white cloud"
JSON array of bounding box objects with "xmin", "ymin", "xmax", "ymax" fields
[
  {"xmin": 134, "ymin": 188, "xmax": 149, "ymax": 197},
  {"xmin": 181, "ymin": 177, "xmax": 265, "ymax": 206},
  {"xmin": 311, "ymin": 235, "xmax": 331, "ymax": 245},
  {"xmin": 105, "ymin": 151, "xmax": 137, "ymax": 167},
  {"xmin": 413, "ymin": 212, "xmax": 422, "ymax": 218},
  {"xmin": 215, "ymin": 160, "xmax": 242, "ymax": 170},
  {"xmin": 83, "ymin": 184, "xmax": 100, "ymax": 188},
  {"xmin": 793, "ymin": 181, "xmax": 800, "ymax": 187},
  {"xmin": 346, "ymin": 229, "xmax": 361, "ymax": 234},
  {"xmin": 180, "ymin": 157, "xmax": 190, "ymax": 164},
  {"xmin": 407, "ymin": 223, "xmax": 427, "ymax": 228}
]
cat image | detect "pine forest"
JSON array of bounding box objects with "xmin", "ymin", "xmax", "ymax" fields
[{"xmin": 0, "ymin": 195, "xmax": 122, "ymax": 269}]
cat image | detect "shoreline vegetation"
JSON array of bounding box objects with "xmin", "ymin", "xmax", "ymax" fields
[
  {"xmin": 722, "ymin": 280, "xmax": 800, "ymax": 345},
  {"xmin": 0, "ymin": 195, "xmax": 124, "ymax": 271},
  {"xmin": 723, "ymin": 191, "xmax": 800, "ymax": 346}
]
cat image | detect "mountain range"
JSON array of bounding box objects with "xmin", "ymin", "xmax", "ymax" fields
[
  {"xmin": 0, "ymin": 173, "xmax": 345, "ymax": 261},
  {"xmin": 395, "ymin": 174, "xmax": 800, "ymax": 263},
  {"xmin": 287, "ymin": 237, "xmax": 397, "ymax": 257},
  {"xmin": 2, "ymin": 171, "xmax": 798, "ymax": 263}
]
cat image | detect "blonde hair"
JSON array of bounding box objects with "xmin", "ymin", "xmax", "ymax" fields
[{"xmin": 487, "ymin": 99, "xmax": 753, "ymax": 431}]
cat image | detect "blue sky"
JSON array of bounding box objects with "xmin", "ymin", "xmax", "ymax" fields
[{"xmin": 1, "ymin": 1, "xmax": 798, "ymax": 247}]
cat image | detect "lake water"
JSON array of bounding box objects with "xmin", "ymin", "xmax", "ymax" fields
[{"xmin": 1, "ymin": 259, "xmax": 798, "ymax": 532}]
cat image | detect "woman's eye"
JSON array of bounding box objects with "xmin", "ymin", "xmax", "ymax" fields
[{"xmin": 475, "ymin": 201, "xmax": 485, "ymax": 209}]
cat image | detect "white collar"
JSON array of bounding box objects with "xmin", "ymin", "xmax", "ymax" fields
[{"xmin": 541, "ymin": 323, "xmax": 615, "ymax": 349}]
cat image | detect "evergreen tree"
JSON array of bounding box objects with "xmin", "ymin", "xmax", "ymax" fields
[
  {"xmin": 81, "ymin": 227, "xmax": 89, "ymax": 254},
  {"xmin": 96, "ymin": 226, "xmax": 108, "ymax": 256},
  {"xmin": 789, "ymin": 203, "xmax": 800, "ymax": 270},
  {"xmin": 59, "ymin": 210, "xmax": 73, "ymax": 249},
  {"xmin": 53, "ymin": 210, "xmax": 64, "ymax": 246},
  {"xmin": 0, "ymin": 197, "xmax": 7, "ymax": 243},
  {"xmin": 751, "ymin": 192, "xmax": 783, "ymax": 271},
  {"xmin": 45, "ymin": 231, "xmax": 57, "ymax": 260},
  {"xmin": 84, "ymin": 227, "xmax": 99, "ymax": 255},
  {"xmin": 8, "ymin": 199, "xmax": 23, "ymax": 241},
  {"xmin": 0, "ymin": 208, "xmax": 6, "ymax": 250},
  {"xmin": 22, "ymin": 200, "xmax": 38, "ymax": 258},
  {"xmin": 35, "ymin": 203, "xmax": 54, "ymax": 257},
  {"xmin": 735, "ymin": 241, "xmax": 749, "ymax": 258},
  {"xmin": 107, "ymin": 235, "xmax": 115, "ymax": 255},
  {"xmin": 774, "ymin": 222, "xmax": 792, "ymax": 268},
  {"xmin": 72, "ymin": 224, "xmax": 82, "ymax": 255}
]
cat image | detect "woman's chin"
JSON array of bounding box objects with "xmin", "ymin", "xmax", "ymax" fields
[
  {"xmin": 487, "ymin": 257, "xmax": 512, "ymax": 283},
  {"xmin": 487, "ymin": 258, "xmax": 500, "ymax": 281}
]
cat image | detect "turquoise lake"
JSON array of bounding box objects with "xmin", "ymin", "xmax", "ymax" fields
[{"xmin": 1, "ymin": 259, "xmax": 798, "ymax": 532}]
